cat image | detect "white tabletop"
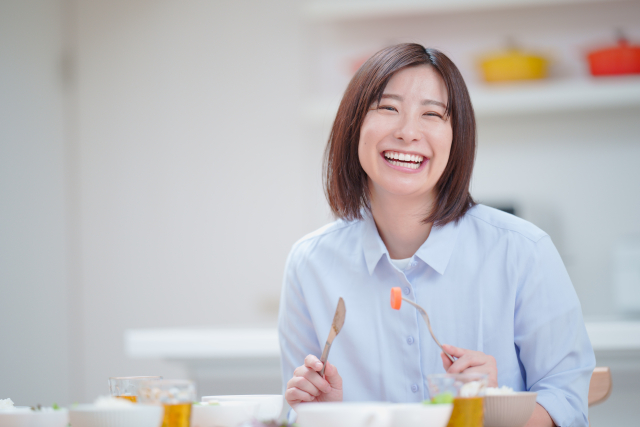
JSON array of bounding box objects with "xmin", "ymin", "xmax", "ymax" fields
[{"xmin": 125, "ymin": 320, "xmax": 640, "ymax": 359}]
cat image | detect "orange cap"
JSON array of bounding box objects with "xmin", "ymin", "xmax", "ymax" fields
[{"xmin": 390, "ymin": 287, "xmax": 402, "ymax": 310}]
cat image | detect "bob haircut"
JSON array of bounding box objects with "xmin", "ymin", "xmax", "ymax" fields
[{"xmin": 323, "ymin": 43, "xmax": 476, "ymax": 226}]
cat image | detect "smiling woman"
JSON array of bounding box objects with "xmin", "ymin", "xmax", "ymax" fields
[
  {"xmin": 324, "ymin": 44, "xmax": 475, "ymax": 228},
  {"xmin": 278, "ymin": 43, "xmax": 595, "ymax": 427}
]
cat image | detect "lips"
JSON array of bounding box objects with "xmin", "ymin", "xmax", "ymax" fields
[{"xmin": 383, "ymin": 150, "xmax": 425, "ymax": 170}]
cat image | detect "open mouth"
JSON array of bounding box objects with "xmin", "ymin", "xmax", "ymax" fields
[{"xmin": 383, "ymin": 150, "xmax": 425, "ymax": 170}]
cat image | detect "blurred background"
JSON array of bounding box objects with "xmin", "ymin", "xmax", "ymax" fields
[{"xmin": 1, "ymin": 0, "xmax": 640, "ymax": 424}]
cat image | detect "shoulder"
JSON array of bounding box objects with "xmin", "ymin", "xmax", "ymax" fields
[
  {"xmin": 287, "ymin": 217, "xmax": 363, "ymax": 264},
  {"xmin": 464, "ymin": 204, "xmax": 548, "ymax": 243}
]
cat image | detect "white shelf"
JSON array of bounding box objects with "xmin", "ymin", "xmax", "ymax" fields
[
  {"xmin": 304, "ymin": 77, "xmax": 640, "ymax": 125},
  {"xmin": 303, "ymin": 0, "xmax": 615, "ymax": 21},
  {"xmin": 471, "ymin": 77, "xmax": 640, "ymax": 117},
  {"xmin": 125, "ymin": 328, "xmax": 280, "ymax": 359},
  {"xmin": 125, "ymin": 320, "xmax": 640, "ymax": 360}
]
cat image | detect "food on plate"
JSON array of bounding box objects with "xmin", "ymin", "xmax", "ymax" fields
[
  {"xmin": 486, "ymin": 386, "xmax": 515, "ymax": 395},
  {"xmin": 459, "ymin": 381, "xmax": 483, "ymax": 398},
  {"xmin": 94, "ymin": 395, "xmax": 136, "ymax": 408},
  {"xmin": 424, "ymin": 392, "xmax": 455, "ymax": 405},
  {"xmin": 0, "ymin": 398, "xmax": 15, "ymax": 410}
]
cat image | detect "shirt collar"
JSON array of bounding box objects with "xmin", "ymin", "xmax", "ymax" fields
[
  {"xmin": 361, "ymin": 210, "xmax": 389, "ymax": 275},
  {"xmin": 361, "ymin": 209, "xmax": 462, "ymax": 276},
  {"xmin": 413, "ymin": 218, "xmax": 461, "ymax": 275}
]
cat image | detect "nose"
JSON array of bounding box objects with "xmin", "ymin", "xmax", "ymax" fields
[{"xmin": 393, "ymin": 113, "xmax": 421, "ymax": 143}]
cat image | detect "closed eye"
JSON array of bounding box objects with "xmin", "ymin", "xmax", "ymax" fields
[{"xmin": 377, "ymin": 105, "xmax": 398, "ymax": 112}]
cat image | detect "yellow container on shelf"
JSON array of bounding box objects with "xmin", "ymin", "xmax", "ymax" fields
[{"xmin": 479, "ymin": 49, "xmax": 548, "ymax": 82}]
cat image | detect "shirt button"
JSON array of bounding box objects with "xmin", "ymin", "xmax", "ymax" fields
[
  {"xmin": 406, "ymin": 336, "xmax": 414, "ymax": 345},
  {"xmin": 411, "ymin": 384, "xmax": 419, "ymax": 393},
  {"xmin": 403, "ymin": 287, "xmax": 410, "ymax": 295}
]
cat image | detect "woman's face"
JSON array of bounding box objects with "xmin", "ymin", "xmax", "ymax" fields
[{"xmin": 358, "ymin": 65, "xmax": 453, "ymax": 201}]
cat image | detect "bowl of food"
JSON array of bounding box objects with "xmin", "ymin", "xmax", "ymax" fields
[
  {"xmin": 0, "ymin": 405, "xmax": 34, "ymax": 427},
  {"xmin": 389, "ymin": 403, "xmax": 453, "ymax": 427},
  {"xmin": 68, "ymin": 397, "xmax": 163, "ymax": 427},
  {"xmin": 483, "ymin": 387, "xmax": 537, "ymax": 427},
  {"xmin": 0, "ymin": 400, "xmax": 69, "ymax": 427},
  {"xmin": 201, "ymin": 395, "xmax": 283, "ymax": 421},
  {"xmin": 191, "ymin": 401, "xmax": 259, "ymax": 427},
  {"xmin": 296, "ymin": 402, "xmax": 390, "ymax": 427}
]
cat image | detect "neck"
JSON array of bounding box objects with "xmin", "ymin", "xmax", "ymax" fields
[{"xmin": 369, "ymin": 183, "xmax": 434, "ymax": 260}]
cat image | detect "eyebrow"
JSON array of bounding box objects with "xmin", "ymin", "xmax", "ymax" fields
[{"xmin": 380, "ymin": 93, "xmax": 446, "ymax": 109}]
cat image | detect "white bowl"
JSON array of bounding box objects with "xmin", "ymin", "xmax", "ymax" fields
[
  {"xmin": 201, "ymin": 395, "xmax": 283, "ymax": 421},
  {"xmin": 483, "ymin": 392, "xmax": 537, "ymax": 427},
  {"xmin": 68, "ymin": 404, "xmax": 163, "ymax": 427},
  {"xmin": 191, "ymin": 402, "xmax": 259, "ymax": 427},
  {"xmin": 0, "ymin": 407, "xmax": 34, "ymax": 427},
  {"xmin": 389, "ymin": 403, "xmax": 453, "ymax": 427},
  {"xmin": 0, "ymin": 407, "xmax": 69, "ymax": 427},
  {"xmin": 296, "ymin": 402, "xmax": 391, "ymax": 427}
]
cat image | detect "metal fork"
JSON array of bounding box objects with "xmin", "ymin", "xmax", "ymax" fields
[{"xmin": 400, "ymin": 297, "xmax": 456, "ymax": 363}]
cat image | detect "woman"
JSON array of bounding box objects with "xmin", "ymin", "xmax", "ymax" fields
[{"xmin": 278, "ymin": 43, "xmax": 595, "ymax": 427}]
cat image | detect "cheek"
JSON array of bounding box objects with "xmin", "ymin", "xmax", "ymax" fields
[
  {"xmin": 358, "ymin": 121, "xmax": 379, "ymax": 170},
  {"xmin": 430, "ymin": 127, "xmax": 453, "ymax": 174}
]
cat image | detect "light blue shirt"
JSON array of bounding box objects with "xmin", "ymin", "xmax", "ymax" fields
[{"xmin": 278, "ymin": 205, "xmax": 595, "ymax": 427}]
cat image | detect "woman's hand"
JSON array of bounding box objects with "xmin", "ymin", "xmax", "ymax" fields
[
  {"xmin": 285, "ymin": 354, "xmax": 343, "ymax": 407},
  {"xmin": 440, "ymin": 344, "xmax": 498, "ymax": 387}
]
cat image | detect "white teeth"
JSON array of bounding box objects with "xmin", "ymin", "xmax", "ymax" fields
[
  {"xmin": 384, "ymin": 151, "xmax": 426, "ymax": 167},
  {"xmin": 388, "ymin": 160, "xmax": 420, "ymax": 170}
]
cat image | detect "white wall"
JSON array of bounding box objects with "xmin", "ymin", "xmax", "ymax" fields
[
  {"xmin": 473, "ymin": 107, "xmax": 640, "ymax": 316},
  {"xmin": 0, "ymin": 0, "xmax": 70, "ymax": 406},
  {"xmin": 74, "ymin": 0, "xmax": 320, "ymax": 401}
]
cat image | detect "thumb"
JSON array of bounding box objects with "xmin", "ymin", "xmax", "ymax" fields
[{"xmin": 323, "ymin": 362, "xmax": 343, "ymax": 389}]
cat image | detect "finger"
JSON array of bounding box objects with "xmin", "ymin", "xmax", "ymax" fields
[
  {"xmin": 285, "ymin": 387, "xmax": 315, "ymax": 405},
  {"xmin": 323, "ymin": 362, "xmax": 343, "ymax": 390},
  {"xmin": 447, "ymin": 353, "xmax": 486, "ymax": 374},
  {"xmin": 304, "ymin": 355, "xmax": 323, "ymax": 372},
  {"xmin": 293, "ymin": 365, "xmax": 316, "ymax": 378},
  {"xmin": 301, "ymin": 369, "xmax": 332, "ymax": 394},
  {"xmin": 442, "ymin": 344, "xmax": 466, "ymax": 358},
  {"xmin": 441, "ymin": 352, "xmax": 453, "ymax": 371},
  {"xmin": 289, "ymin": 376, "xmax": 323, "ymax": 397}
]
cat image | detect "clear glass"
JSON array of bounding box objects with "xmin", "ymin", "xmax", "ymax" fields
[
  {"xmin": 427, "ymin": 373, "xmax": 488, "ymax": 427},
  {"xmin": 138, "ymin": 379, "xmax": 196, "ymax": 427},
  {"xmin": 108, "ymin": 376, "xmax": 163, "ymax": 402}
]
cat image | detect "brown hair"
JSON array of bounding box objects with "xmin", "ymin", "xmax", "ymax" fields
[{"xmin": 323, "ymin": 43, "xmax": 476, "ymax": 226}]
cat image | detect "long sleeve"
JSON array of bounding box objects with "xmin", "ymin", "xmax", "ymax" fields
[
  {"xmin": 514, "ymin": 235, "xmax": 596, "ymax": 427},
  {"xmin": 278, "ymin": 241, "xmax": 322, "ymax": 395}
]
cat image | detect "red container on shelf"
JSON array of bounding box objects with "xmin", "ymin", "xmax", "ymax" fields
[{"xmin": 587, "ymin": 38, "xmax": 640, "ymax": 76}]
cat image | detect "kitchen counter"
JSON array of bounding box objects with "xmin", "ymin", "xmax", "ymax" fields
[{"xmin": 125, "ymin": 320, "xmax": 640, "ymax": 360}]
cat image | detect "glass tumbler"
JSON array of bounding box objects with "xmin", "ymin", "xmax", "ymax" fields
[
  {"xmin": 108, "ymin": 376, "xmax": 163, "ymax": 402},
  {"xmin": 138, "ymin": 379, "xmax": 196, "ymax": 427},
  {"xmin": 427, "ymin": 373, "xmax": 488, "ymax": 427}
]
